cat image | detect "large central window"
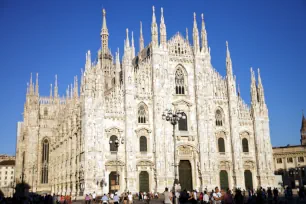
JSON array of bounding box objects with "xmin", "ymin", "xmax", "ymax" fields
[
  {"xmin": 138, "ymin": 103, "xmax": 148, "ymax": 124},
  {"xmin": 175, "ymin": 68, "xmax": 185, "ymax": 95}
]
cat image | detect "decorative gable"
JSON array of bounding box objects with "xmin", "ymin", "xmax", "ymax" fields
[{"xmin": 168, "ymin": 33, "xmax": 193, "ymax": 57}]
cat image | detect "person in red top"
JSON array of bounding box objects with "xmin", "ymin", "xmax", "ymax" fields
[{"xmin": 199, "ymin": 192, "xmax": 203, "ymax": 202}]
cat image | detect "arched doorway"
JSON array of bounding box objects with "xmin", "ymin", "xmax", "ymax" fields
[
  {"xmin": 139, "ymin": 171, "xmax": 149, "ymax": 193},
  {"xmin": 179, "ymin": 160, "xmax": 192, "ymax": 191},
  {"xmin": 244, "ymin": 170, "xmax": 253, "ymax": 190},
  {"xmin": 219, "ymin": 170, "xmax": 229, "ymax": 190},
  {"xmin": 109, "ymin": 171, "xmax": 119, "ymax": 193}
]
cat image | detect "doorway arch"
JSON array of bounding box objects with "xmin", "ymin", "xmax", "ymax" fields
[
  {"xmin": 244, "ymin": 170, "xmax": 253, "ymax": 190},
  {"xmin": 219, "ymin": 170, "xmax": 229, "ymax": 190},
  {"xmin": 139, "ymin": 171, "xmax": 149, "ymax": 193},
  {"xmin": 179, "ymin": 160, "xmax": 192, "ymax": 191},
  {"xmin": 109, "ymin": 171, "xmax": 119, "ymax": 193}
]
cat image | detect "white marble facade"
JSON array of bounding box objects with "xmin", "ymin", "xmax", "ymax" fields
[{"xmin": 15, "ymin": 7, "xmax": 275, "ymax": 198}]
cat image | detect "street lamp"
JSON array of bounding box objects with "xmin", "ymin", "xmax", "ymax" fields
[
  {"xmin": 109, "ymin": 137, "xmax": 124, "ymax": 192},
  {"xmin": 162, "ymin": 108, "xmax": 186, "ymax": 204}
]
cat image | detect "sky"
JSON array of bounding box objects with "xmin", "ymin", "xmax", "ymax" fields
[{"xmin": 0, "ymin": 0, "xmax": 305, "ymax": 155}]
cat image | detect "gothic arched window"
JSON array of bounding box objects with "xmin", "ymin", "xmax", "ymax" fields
[
  {"xmin": 215, "ymin": 110, "xmax": 223, "ymax": 126},
  {"xmin": 109, "ymin": 135, "xmax": 118, "ymax": 152},
  {"xmin": 138, "ymin": 103, "xmax": 148, "ymax": 123},
  {"xmin": 242, "ymin": 138, "xmax": 249, "ymax": 152},
  {"xmin": 139, "ymin": 136, "xmax": 147, "ymax": 152},
  {"xmin": 44, "ymin": 107, "xmax": 48, "ymax": 116},
  {"xmin": 178, "ymin": 112, "xmax": 188, "ymax": 131},
  {"xmin": 218, "ymin": 137, "xmax": 225, "ymax": 153},
  {"xmin": 41, "ymin": 139, "xmax": 49, "ymax": 184},
  {"xmin": 175, "ymin": 68, "xmax": 185, "ymax": 95}
]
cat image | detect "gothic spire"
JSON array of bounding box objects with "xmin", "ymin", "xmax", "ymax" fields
[
  {"xmin": 302, "ymin": 111, "xmax": 306, "ymax": 132},
  {"xmin": 226, "ymin": 41, "xmax": 233, "ymax": 78},
  {"xmin": 35, "ymin": 73, "xmax": 39, "ymax": 96},
  {"xmin": 101, "ymin": 9, "xmax": 109, "ymax": 54},
  {"xmin": 29, "ymin": 73, "xmax": 34, "ymax": 95},
  {"xmin": 139, "ymin": 21, "xmax": 144, "ymax": 51},
  {"xmin": 201, "ymin": 13, "xmax": 208, "ymax": 52},
  {"xmin": 66, "ymin": 85, "xmax": 69, "ymax": 99},
  {"xmin": 50, "ymin": 84, "xmax": 53, "ymax": 98},
  {"xmin": 160, "ymin": 7, "xmax": 167, "ymax": 47},
  {"xmin": 125, "ymin": 28, "xmax": 130, "ymax": 48},
  {"xmin": 151, "ymin": 6, "xmax": 158, "ymax": 47},
  {"xmin": 193, "ymin": 12, "xmax": 200, "ymax": 53},
  {"xmin": 250, "ymin": 67, "xmax": 257, "ymax": 105},
  {"xmin": 115, "ymin": 48, "xmax": 121, "ymax": 86},
  {"xmin": 257, "ymin": 68, "xmax": 265, "ymax": 104},
  {"xmin": 54, "ymin": 75, "xmax": 58, "ymax": 98},
  {"xmin": 74, "ymin": 76, "xmax": 78, "ymax": 98},
  {"xmin": 131, "ymin": 31, "xmax": 135, "ymax": 58},
  {"xmin": 186, "ymin": 28, "xmax": 189, "ymax": 42}
]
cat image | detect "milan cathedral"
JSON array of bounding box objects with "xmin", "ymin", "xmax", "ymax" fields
[{"xmin": 15, "ymin": 7, "xmax": 275, "ymax": 197}]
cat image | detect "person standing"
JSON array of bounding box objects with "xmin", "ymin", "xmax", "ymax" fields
[
  {"xmin": 128, "ymin": 192, "xmax": 133, "ymax": 204},
  {"xmin": 113, "ymin": 192, "xmax": 120, "ymax": 204},
  {"xmin": 101, "ymin": 194, "xmax": 109, "ymax": 204},
  {"xmin": 92, "ymin": 191, "xmax": 96, "ymax": 203},
  {"xmin": 203, "ymin": 191, "xmax": 209, "ymax": 204},
  {"xmin": 164, "ymin": 188, "xmax": 172, "ymax": 204},
  {"xmin": 212, "ymin": 187, "xmax": 222, "ymax": 204}
]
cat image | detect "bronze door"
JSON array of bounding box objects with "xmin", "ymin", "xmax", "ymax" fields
[
  {"xmin": 220, "ymin": 170, "xmax": 229, "ymax": 190},
  {"xmin": 244, "ymin": 170, "xmax": 253, "ymax": 190},
  {"xmin": 179, "ymin": 160, "xmax": 192, "ymax": 191},
  {"xmin": 139, "ymin": 171, "xmax": 149, "ymax": 192}
]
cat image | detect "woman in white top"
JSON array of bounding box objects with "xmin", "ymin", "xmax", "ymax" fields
[
  {"xmin": 203, "ymin": 191, "xmax": 209, "ymax": 204},
  {"xmin": 128, "ymin": 192, "xmax": 133, "ymax": 204}
]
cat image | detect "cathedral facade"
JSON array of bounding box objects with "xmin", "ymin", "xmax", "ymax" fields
[{"xmin": 15, "ymin": 7, "xmax": 275, "ymax": 197}]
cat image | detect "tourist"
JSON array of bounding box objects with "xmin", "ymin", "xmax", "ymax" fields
[
  {"xmin": 272, "ymin": 188, "xmax": 278, "ymax": 203},
  {"xmin": 203, "ymin": 191, "xmax": 209, "ymax": 204},
  {"xmin": 188, "ymin": 190, "xmax": 196, "ymax": 204},
  {"xmin": 164, "ymin": 187, "xmax": 172, "ymax": 204},
  {"xmin": 92, "ymin": 191, "xmax": 96, "ymax": 203},
  {"xmin": 234, "ymin": 189, "xmax": 243, "ymax": 204},
  {"xmin": 212, "ymin": 187, "xmax": 222, "ymax": 204},
  {"xmin": 223, "ymin": 189, "xmax": 233, "ymax": 204},
  {"xmin": 128, "ymin": 192, "xmax": 133, "ymax": 204},
  {"xmin": 101, "ymin": 193, "xmax": 109, "ymax": 204},
  {"xmin": 193, "ymin": 190, "xmax": 197, "ymax": 202},
  {"xmin": 85, "ymin": 194, "xmax": 90, "ymax": 204},
  {"xmin": 199, "ymin": 192, "xmax": 203, "ymax": 203},
  {"xmin": 113, "ymin": 192, "xmax": 119, "ymax": 204}
]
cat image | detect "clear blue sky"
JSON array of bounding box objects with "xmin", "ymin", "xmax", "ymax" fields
[{"xmin": 0, "ymin": 0, "xmax": 305, "ymax": 155}]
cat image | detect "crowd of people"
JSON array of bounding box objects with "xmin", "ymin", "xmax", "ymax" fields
[
  {"xmin": 1, "ymin": 185, "xmax": 306, "ymax": 204},
  {"xmin": 162, "ymin": 186, "xmax": 301, "ymax": 204}
]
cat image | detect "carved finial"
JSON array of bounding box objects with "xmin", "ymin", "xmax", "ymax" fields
[
  {"xmin": 201, "ymin": 13, "xmax": 204, "ymax": 20},
  {"xmin": 153, "ymin": 5, "xmax": 155, "ymax": 13},
  {"xmin": 102, "ymin": 8, "xmax": 106, "ymax": 16},
  {"xmin": 194, "ymin": 12, "xmax": 196, "ymax": 20}
]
